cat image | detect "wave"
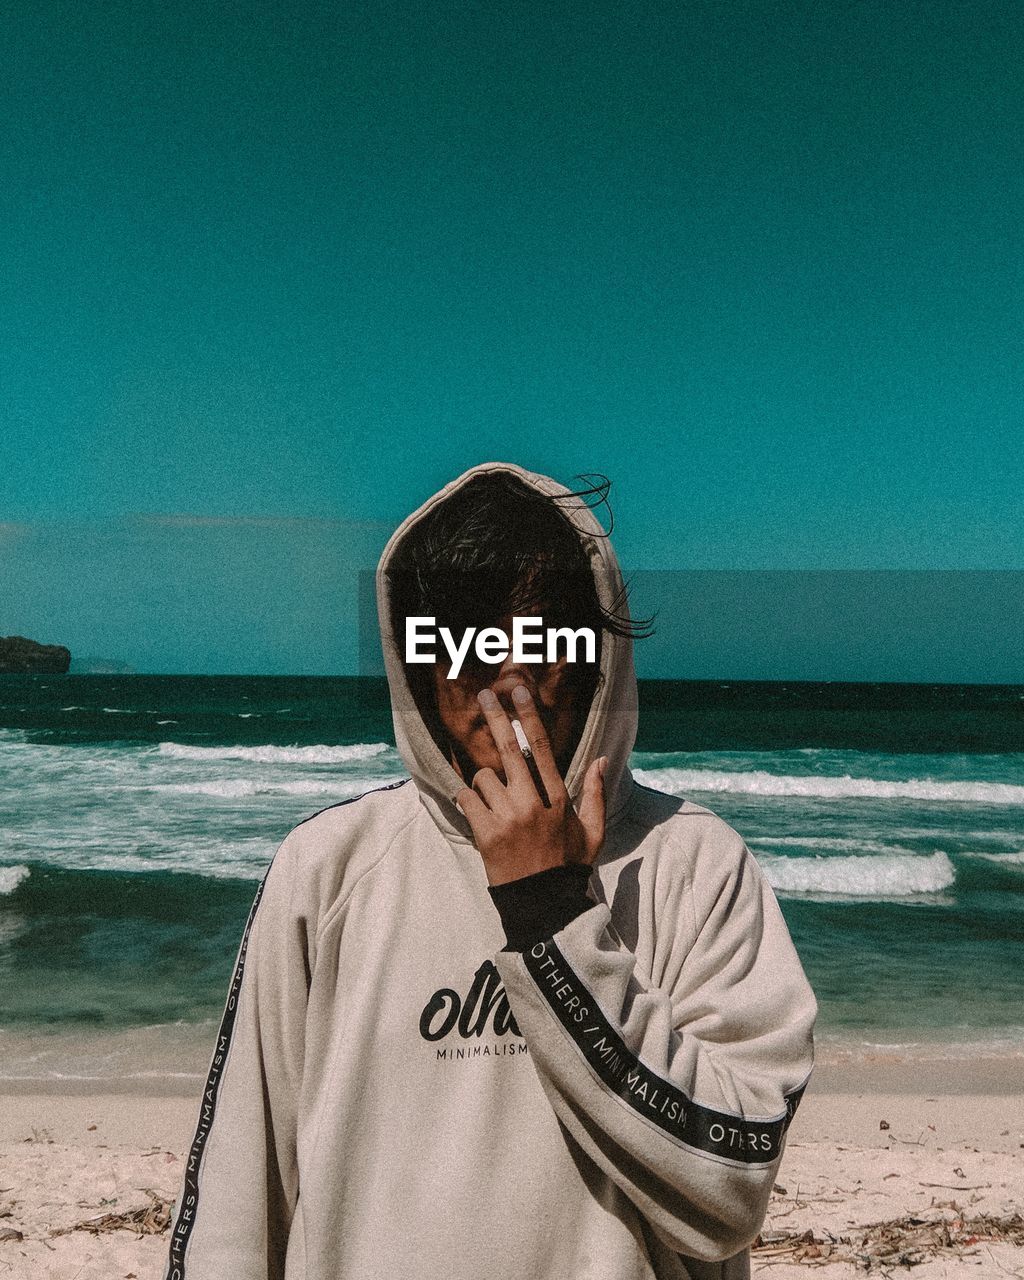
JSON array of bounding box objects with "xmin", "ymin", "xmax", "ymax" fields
[
  {"xmin": 157, "ymin": 741, "xmax": 391, "ymax": 765},
  {"xmin": 753, "ymin": 836, "xmax": 918, "ymax": 855},
  {"xmin": 889, "ymin": 827, "xmax": 1024, "ymax": 844},
  {"xmin": 1, "ymin": 842, "xmax": 278, "ymax": 881},
  {"xmin": 152, "ymin": 776, "xmax": 405, "ymax": 799},
  {"xmin": 0, "ymin": 865, "xmax": 30, "ymax": 896},
  {"xmin": 960, "ymin": 850, "xmax": 1024, "ymax": 867},
  {"xmin": 757, "ymin": 850, "xmax": 955, "ymax": 898},
  {"xmin": 634, "ymin": 767, "xmax": 1024, "ymax": 805},
  {"xmin": 818, "ymin": 1033, "xmax": 1024, "ymax": 1059}
]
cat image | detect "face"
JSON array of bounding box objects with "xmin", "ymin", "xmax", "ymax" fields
[{"xmin": 427, "ymin": 608, "xmax": 599, "ymax": 785}]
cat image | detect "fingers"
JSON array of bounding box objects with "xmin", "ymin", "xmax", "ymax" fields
[
  {"xmin": 455, "ymin": 785, "xmax": 491, "ymax": 828},
  {"xmin": 470, "ymin": 766, "xmax": 507, "ymax": 811},
  {"xmin": 475, "ymin": 687, "xmax": 534, "ymax": 791},
  {"xmin": 508, "ymin": 684, "xmax": 567, "ymax": 801}
]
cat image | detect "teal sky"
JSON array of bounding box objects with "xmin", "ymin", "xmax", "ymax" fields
[{"xmin": 2, "ymin": 1, "xmax": 1022, "ymax": 676}]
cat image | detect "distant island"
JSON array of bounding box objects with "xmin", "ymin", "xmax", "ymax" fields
[
  {"xmin": 0, "ymin": 634, "xmax": 71, "ymax": 674},
  {"xmin": 69, "ymin": 655, "xmax": 138, "ymax": 675}
]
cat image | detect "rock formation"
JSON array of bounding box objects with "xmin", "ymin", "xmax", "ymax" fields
[{"xmin": 0, "ymin": 635, "xmax": 72, "ymax": 674}]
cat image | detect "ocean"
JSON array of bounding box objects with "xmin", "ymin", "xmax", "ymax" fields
[{"xmin": 1, "ymin": 674, "xmax": 1022, "ymax": 1083}]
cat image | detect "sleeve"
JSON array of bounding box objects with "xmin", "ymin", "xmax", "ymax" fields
[
  {"xmin": 489, "ymin": 825, "xmax": 817, "ymax": 1264},
  {"xmin": 165, "ymin": 828, "xmax": 311, "ymax": 1280}
]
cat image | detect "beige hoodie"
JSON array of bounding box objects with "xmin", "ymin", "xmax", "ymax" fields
[{"xmin": 165, "ymin": 461, "xmax": 817, "ymax": 1280}]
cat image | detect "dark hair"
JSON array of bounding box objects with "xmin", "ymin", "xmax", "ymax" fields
[{"xmin": 387, "ymin": 471, "xmax": 655, "ymax": 649}]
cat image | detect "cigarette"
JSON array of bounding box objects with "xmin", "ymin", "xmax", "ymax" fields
[{"xmin": 511, "ymin": 718, "xmax": 533, "ymax": 759}]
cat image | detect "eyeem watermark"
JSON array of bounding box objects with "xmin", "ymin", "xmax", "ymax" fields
[{"xmin": 405, "ymin": 616, "xmax": 597, "ymax": 679}]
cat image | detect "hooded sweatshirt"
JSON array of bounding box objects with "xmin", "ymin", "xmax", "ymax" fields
[{"xmin": 165, "ymin": 461, "xmax": 817, "ymax": 1280}]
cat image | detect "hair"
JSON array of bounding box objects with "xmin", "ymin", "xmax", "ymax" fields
[
  {"xmin": 387, "ymin": 471, "xmax": 655, "ymax": 641},
  {"xmin": 388, "ymin": 468, "xmax": 653, "ymax": 649},
  {"xmin": 386, "ymin": 471, "xmax": 654, "ymax": 752}
]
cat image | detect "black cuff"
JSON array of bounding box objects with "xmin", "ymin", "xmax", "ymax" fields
[{"xmin": 488, "ymin": 863, "xmax": 594, "ymax": 952}]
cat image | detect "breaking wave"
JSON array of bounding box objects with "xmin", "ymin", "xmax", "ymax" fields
[
  {"xmin": 152, "ymin": 776, "xmax": 405, "ymax": 798},
  {"xmin": 753, "ymin": 836, "xmax": 919, "ymax": 855},
  {"xmin": 157, "ymin": 741, "xmax": 391, "ymax": 765},
  {"xmin": 0, "ymin": 865, "xmax": 31, "ymax": 896},
  {"xmin": 757, "ymin": 850, "xmax": 956, "ymax": 898},
  {"xmin": 633, "ymin": 767, "xmax": 1024, "ymax": 805}
]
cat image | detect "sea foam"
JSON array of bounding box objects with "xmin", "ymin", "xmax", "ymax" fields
[
  {"xmin": 753, "ymin": 836, "xmax": 918, "ymax": 855},
  {"xmin": 153, "ymin": 776, "xmax": 404, "ymax": 799},
  {"xmin": 757, "ymin": 850, "xmax": 955, "ymax": 898},
  {"xmin": 157, "ymin": 741, "xmax": 391, "ymax": 765},
  {"xmin": 633, "ymin": 767, "xmax": 1024, "ymax": 805},
  {"xmin": 0, "ymin": 865, "xmax": 30, "ymax": 896}
]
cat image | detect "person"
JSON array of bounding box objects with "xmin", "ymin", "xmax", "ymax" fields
[{"xmin": 165, "ymin": 461, "xmax": 817, "ymax": 1280}]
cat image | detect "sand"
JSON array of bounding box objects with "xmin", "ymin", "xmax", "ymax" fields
[{"xmin": 1, "ymin": 1058, "xmax": 1021, "ymax": 1279}]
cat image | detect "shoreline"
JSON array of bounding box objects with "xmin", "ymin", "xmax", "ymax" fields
[
  {"xmin": 3, "ymin": 1082, "xmax": 1021, "ymax": 1142},
  {"xmin": 2, "ymin": 1032, "xmax": 1023, "ymax": 1097}
]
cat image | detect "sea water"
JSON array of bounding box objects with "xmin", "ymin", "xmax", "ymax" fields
[{"xmin": 1, "ymin": 675, "xmax": 1021, "ymax": 1080}]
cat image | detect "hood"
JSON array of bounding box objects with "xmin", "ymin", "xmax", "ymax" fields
[{"xmin": 375, "ymin": 461, "xmax": 638, "ymax": 846}]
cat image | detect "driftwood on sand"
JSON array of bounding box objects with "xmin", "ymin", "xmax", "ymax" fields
[
  {"xmin": 48, "ymin": 1190, "xmax": 172, "ymax": 1239},
  {"xmin": 754, "ymin": 1209, "xmax": 1024, "ymax": 1270},
  {"xmin": 43, "ymin": 1189, "xmax": 1023, "ymax": 1275}
]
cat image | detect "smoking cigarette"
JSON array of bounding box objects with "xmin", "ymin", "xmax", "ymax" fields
[{"xmin": 511, "ymin": 718, "xmax": 533, "ymax": 759}]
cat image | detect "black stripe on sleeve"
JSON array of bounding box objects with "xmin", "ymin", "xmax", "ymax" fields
[
  {"xmin": 165, "ymin": 778, "xmax": 410, "ymax": 1280},
  {"xmin": 166, "ymin": 870, "xmax": 268, "ymax": 1279},
  {"xmin": 523, "ymin": 938, "xmax": 805, "ymax": 1167}
]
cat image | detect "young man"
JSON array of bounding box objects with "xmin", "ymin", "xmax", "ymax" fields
[{"xmin": 165, "ymin": 461, "xmax": 816, "ymax": 1280}]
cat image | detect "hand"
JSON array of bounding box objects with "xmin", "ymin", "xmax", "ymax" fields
[{"xmin": 455, "ymin": 684, "xmax": 607, "ymax": 886}]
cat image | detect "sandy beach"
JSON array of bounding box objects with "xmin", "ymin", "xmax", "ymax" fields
[{"xmin": 1, "ymin": 1053, "xmax": 1021, "ymax": 1279}]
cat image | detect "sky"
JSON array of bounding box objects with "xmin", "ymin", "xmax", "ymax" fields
[{"xmin": 2, "ymin": 0, "xmax": 1022, "ymax": 677}]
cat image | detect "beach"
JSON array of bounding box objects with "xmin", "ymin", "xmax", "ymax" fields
[
  {"xmin": 1, "ymin": 1051, "xmax": 1022, "ymax": 1279},
  {"xmin": 1, "ymin": 675, "xmax": 1021, "ymax": 1276}
]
